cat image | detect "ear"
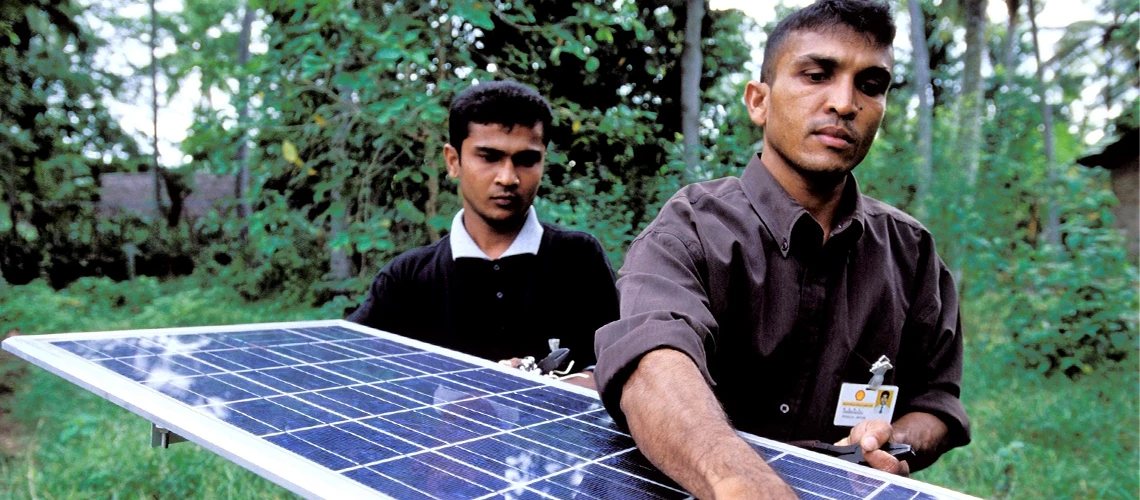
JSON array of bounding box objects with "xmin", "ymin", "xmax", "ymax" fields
[
  {"xmin": 444, "ymin": 143, "xmax": 461, "ymax": 179},
  {"xmin": 744, "ymin": 80, "xmax": 770, "ymax": 128}
]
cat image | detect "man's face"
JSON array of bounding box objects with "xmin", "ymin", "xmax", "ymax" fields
[
  {"xmin": 746, "ymin": 27, "xmax": 893, "ymax": 182},
  {"xmin": 445, "ymin": 122, "xmax": 545, "ymax": 231}
]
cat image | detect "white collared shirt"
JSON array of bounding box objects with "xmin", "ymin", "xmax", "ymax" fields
[{"xmin": 449, "ymin": 206, "xmax": 544, "ymax": 260}]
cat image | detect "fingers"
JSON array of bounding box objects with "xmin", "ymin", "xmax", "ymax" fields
[
  {"xmin": 838, "ymin": 420, "xmax": 893, "ymax": 450},
  {"xmin": 862, "ymin": 450, "xmax": 903, "ymax": 475},
  {"xmin": 498, "ymin": 357, "xmax": 522, "ymax": 368}
]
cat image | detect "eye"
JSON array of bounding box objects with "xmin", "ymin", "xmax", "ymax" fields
[
  {"xmin": 479, "ymin": 151, "xmax": 504, "ymax": 162},
  {"xmin": 858, "ymin": 79, "xmax": 888, "ymax": 96},
  {"xmin": 805, "ymin": 71, "xmax": 827, "ymax": 83},
  {"xmin": 512, "ymin": 151, "xmax": 542, "ymax": 167}
]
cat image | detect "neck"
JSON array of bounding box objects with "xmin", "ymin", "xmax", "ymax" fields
[
  {"xmin": 762, "ymin": 157, "xmax": 847, "ymax": 240},
  {"xmin": 463, "ymin": 208, "xmax": 524, "ymax": 260}
]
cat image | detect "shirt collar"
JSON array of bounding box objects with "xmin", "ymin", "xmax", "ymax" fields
[
  {"xmin": 449, "ymin": 206, "xmax": 545, "ymax": 260},
  {"xmin": 740, "ymin": 154, "xmax": 866, "ymax": 257}
]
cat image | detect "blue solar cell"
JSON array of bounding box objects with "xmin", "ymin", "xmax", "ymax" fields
[
  {"xmin": 872, "ymin": 484, "xmax": 922, "ymax": 500},
  {"xmin": 378, "ymin": 409, "xmax": 498, "ymax": 444},
  {"xmin": 342, "ymin": 468, "xmax": 435, "ymax": 500},
  {"xmin": 747, "ymin": 440, "xmax": 785, "ymax": 461},
  {"xmin": 226, "ymin": 399, "xmax": 323, "ymax": 431},
  {"xmin": 599, "ymin": 451, "xmax": 685, "ymax": 493},
  {"xmin": 204, "ymin": 404, "xmax": 276, "ymax": 435},
  {"xmin": 293, "ymin": 391, "xmax": 371, "ymax": 419},
  {"xmin": 515, "ymin": 419, "xmax": 633, "ymax": 460},
  {"xmin": 442, "ymin": 368, "xmax": 541, "ymax": 394},
  {"xmin": 772, "ymin": 454, "xmax": 883, "ymax": 500},
  {"xmin": 266, "ymin": 432, "xmax": 355, "ymax": 472},
  {"xmin": 318, "ymin": 358, "xmax": 418, "ymax": 383},
  {"xmin": 268, "ymin": 344, "xmax": 356, "ymax": 363},
  {"xmin": 221, "ymin": 330, "xmax": 309, "ymax": 347},
  {"xmin": 336, "ymin": 420, "xmax": 422, "ymax": 455},
  {"xmin": 95, "ymin": 359, "xmax": 151, "ymax": 381},
  {"xmin": 208, "ymin": 349, "xmax": 286, "ymax": 370},
  {"xmin": 366, "ymin": 454, "xmax": 497, "ymax": 499},
  {"xmin": 211, "ymin": 372, "xmax": 281, "ymax": 397},
  {"xmin": 54, "ymin": 341, "xmax": 106, "ymax": 359},
  {"xmin": 389, "ymin": 352, "xmax": 479, "ymax": 374},
  {"xmin": 296, "ymin": 325, "xmax": 374, "ymax": 342},
  {"xmin": 243, "ymin": 347, "xmax": 303, "ymax": 366},
  {"xmin": 174, "ymin": 376, "xmax": 257, "ymax": 405},
  {"xmin": 338, "ymin": 338, "xmax": 418, "ymax": 357},
  {"xmin": 235, "ymin": 369, "xmax": 305, "ymax": 394},
  {"xmin": 444, "ymin": 395, "xmax": 563, "ymax": 429},
  {"xmin": 256, "ymin": 366, "xmax": 344, "ymax": 394},
  {"xmin": 271, "ymin": 395, "xmax": 348, "ymax": 424},
  {"xmin": 291, "ymin": 425, "xmax": 403, "ymax": 465},
  {"xmin": 506, "ymin": 386, "xmax": 603, "ymax": 415},
  {"xmin": 150, "ymin": 334, "xmax": 234, "ymax": 352},
  {"xmin": 538, "ymin": 462, "xmax": 685, "ymax": 500},
  {"xmin": 185, "ymin": 351, "xmax": 248, "ymax": 372},
  {"xmin": 382, "ymin": 376, "xmax": 489, "ymax": 406},
  {"xmin": 315, "ymin": 387, "xmax": 409, "ymax": 416},
  {"xmin": 79, "ymin": 339, "xmax": 155, "ymax": 359},
  {"xmin": 574, "ymin": 408, "xmax": 623, "ymax": 432},
  {"xmin": 291, "ymin": 365, "xmax": 359, "ymax": 387},
  {"xmin": 444, "ymin": 436, "xmax": 575, "ymax": 480}
]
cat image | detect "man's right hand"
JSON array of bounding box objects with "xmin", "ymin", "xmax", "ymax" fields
[{"xmin": 620, "ymin": 349, "xmax": 797, "ymax": 499}]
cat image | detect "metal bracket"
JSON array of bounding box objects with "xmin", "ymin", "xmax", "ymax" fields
[{"xmin": 150, "ymin": 423, "xmax": 187, "ymax": 448}]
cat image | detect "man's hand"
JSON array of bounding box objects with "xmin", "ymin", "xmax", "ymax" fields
[
  {"xmin": 559, "ymin": 370, "xmax": 596, "ymax": 390},
  {"xmin": 836, "ymin": 420, "xmax": 910, "ymax": 476}
]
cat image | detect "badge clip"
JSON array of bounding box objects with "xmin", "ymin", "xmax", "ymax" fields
[{"xmin": 867, "ymin": 355, "xmax": 893, "ymax": 389}]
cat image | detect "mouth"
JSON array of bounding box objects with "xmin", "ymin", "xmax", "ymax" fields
[
  {"xmin": 490, "ymin": 195, "xmax": 520, "ymax": 207},
  {"xmin": 812, "ymin": 126, "xmax": 855, "ymax": 149}
]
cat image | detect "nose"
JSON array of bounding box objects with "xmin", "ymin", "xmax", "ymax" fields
[
  {"xmin": 827, "ymin": 78, "xmax": 859, "ymax": 119},
  {"xmin": 494, "ymin": 162, "xmax": 519, "ymax": 187}
]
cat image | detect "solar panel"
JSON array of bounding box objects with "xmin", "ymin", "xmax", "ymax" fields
[{"xmin": 2, "ymin": 320, "xmax": 976, "ymax": 499}]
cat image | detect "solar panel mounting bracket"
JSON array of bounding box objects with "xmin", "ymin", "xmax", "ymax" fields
[{"xmin": 150, "ymin": 423, "xmax": 187, "ymax": 448}]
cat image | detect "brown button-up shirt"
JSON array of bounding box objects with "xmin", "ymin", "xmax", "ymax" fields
[{"xmin": 595, "ymin": 155, "xmax": 970, "ymax": 447}]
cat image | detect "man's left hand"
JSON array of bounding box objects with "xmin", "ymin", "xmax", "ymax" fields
[{"xmin": 835, "ymin": 420, "xmax": 910, "ymax": 476}]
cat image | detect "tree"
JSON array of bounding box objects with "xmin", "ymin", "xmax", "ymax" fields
[
  {"xmin": 958, "ymin": 0, "xmax": 986, "ymax": 187},
  {"xmin": 907, "ymin": 0, "xmax": 934, "ymax": 212},
  {"xmin": 1027, "ymin": 0, "xmax": 1059, "ymax": 248},
  {"xmin": 680, "ymin": 0, "xmax": 705, "ymax": 174}
]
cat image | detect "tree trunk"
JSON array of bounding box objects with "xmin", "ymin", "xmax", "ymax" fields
[
  {"xmin": 907, "ymin": 0, "xmax": 934, "ymax": 212},
  {"xmin": 1028, "ymin": 0, "xmax": 1060, "ymax": 248},
  {"xmin": 959, "ymin": 0, "xmax": 986, "ymax": 187},
  {"xmin": 679, "ymin": 0, "xmax": 705, "ymax": 175},
  {"xmin": 1002, "ymin": 0, "xmax": 1021, "ymax": 88},
  {"xmin": 150, "ymin": 0, "xmax": 162, "ymax": 221},
  {"xmin": 234, "ymin": 3, "xmax": 255, "ymax": 235}
]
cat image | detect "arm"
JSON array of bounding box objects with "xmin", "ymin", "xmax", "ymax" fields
[{"xmin": 622, "ymin": 349, "xmax": 796, "ymax": 499}]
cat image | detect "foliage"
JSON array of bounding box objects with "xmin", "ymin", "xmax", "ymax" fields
[{"xmin": 0, "ymin": 0, "xmax": 146, "ymax": 286}]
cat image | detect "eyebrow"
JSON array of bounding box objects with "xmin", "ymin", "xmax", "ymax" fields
[{"xmin": 793, "ymin": 54, "xmax": 892, "ymax": 78}]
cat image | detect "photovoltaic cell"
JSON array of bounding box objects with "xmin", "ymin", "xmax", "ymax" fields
[{"xmin": 2, "ymin": 321, "xmax": 976, "ymax": 500}]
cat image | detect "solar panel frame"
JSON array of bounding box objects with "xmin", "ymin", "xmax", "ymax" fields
[{"xmin": 2, "ymin": 320, "xmax": 977, "ymax": 500}]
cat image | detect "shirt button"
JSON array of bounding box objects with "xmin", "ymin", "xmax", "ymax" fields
[
  {"xmin": 779, "ymin": 403, "xmax": 790, "ymax": 414},
  {"xmin": 781, "ymin": 239, "xmax": 789, "ymax": 251},
  {"xmin": 496, "ymin": 292, "xmax": 504, "ymax": 299},
  {"xmin": 493, "ymin": 264, "xmax": 500, "ymax": 271}
]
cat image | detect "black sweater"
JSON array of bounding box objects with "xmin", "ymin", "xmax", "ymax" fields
[{"xmin": 348, "ymin": 223, "xmax": 619, "ymax": 370}]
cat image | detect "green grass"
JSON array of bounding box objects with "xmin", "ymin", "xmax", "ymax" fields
[{"xmin": 0, "ymin": 277, "xmax": 1137, "ymax": 498}]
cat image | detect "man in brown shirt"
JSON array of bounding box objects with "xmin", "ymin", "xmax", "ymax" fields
[{"xmin": 593, "ymin": 0, "xmax": 970, "ymax": 497}]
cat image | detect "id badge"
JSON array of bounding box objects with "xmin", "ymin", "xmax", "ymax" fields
[{"xmin": 833, "ymin": 383, "xmax": 899, "ymax": 427}]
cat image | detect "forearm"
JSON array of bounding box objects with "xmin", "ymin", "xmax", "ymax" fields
[
  {"xmin": 891, "ymin": 411, "xmax": 950, "ymax": 472},
  {"xmin": 620, "ymin": 349, "xmax": 795, "ymax": 499}
]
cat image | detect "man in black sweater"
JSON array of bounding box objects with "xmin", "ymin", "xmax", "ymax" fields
[{"xmin": 348, "ymin": 80, "xmax": 618, "ymax": 388}]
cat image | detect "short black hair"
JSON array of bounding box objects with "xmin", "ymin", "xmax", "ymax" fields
[
  {"xmin": 760, "ymin": 0, "xmax": 896, "ymax": 83},
  {"xmin": 448, "ymin": 80, "xmax": 553, "ymax": 151}
]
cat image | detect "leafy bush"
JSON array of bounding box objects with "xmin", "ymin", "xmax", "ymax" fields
[{"xmin": 1003, "ymin": 186, "xmax": 1138, "ymax": 378}]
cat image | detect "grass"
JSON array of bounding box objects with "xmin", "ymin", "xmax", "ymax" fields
[{"xmin": 0, "ymin": 276, "xmax": 1137, "ymax": 498}]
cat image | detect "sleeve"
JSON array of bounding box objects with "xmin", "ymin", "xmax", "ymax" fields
[
  {"xmin": 563, "ymin": 236, "xmax": 619, "ymax": 370},
  {"xmin": 346, "ymin": 261, "xmax": 405, "ymax": 332},
  {"xmin": 593, "ymin": 201, "xmax": 720, "ymax": 430},
  {"xmin": 895, "ymin": 233, "xmax": 971, "ymax": 448}
]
